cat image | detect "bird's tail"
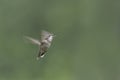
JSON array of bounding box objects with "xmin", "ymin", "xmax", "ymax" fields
[{"xmin": 36, "ymin": 51, "xmax": 45, "ymax": 60}]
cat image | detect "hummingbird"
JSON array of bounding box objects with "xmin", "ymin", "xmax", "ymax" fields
[{"xmin": 25, "ymin": 30, "xmax": 55, "ymax": 60}]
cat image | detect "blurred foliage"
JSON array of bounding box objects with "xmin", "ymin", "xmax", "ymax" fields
[{"xmin": 0, "ymin": 0, "xmax": 120, "ymax": 80}]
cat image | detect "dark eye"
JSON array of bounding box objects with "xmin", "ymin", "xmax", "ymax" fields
[{"xmin": 45, "ymin": 38, "xmax": 48, "ymax": 40}]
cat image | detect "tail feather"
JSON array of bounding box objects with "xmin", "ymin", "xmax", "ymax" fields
[{"xmin": 36, "ymin": 51, "xmax": 46, "ymax": 60}]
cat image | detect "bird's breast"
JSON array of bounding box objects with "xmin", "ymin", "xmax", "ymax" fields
[{"xmin": 41, "ymin": 41, "xmax": 51, "ymax": 48}]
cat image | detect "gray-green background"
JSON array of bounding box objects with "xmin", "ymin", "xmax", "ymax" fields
[{"xmin": 0, "ymin": 0, "xmax": 120, "ymax": 80}]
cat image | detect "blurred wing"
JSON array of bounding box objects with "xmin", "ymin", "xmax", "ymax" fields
[
  {"xmin": 25, "ymin": 36, "xmax": 41, "ymax": 45},
  {"xmin": 41, "ymin": 30, "xmax": 51, "ymax": 41}
]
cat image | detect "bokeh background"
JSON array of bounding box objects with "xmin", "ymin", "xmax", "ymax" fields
[{"xmin": 0, "ymin": 0, "xmax": 120, "ymax": 80}]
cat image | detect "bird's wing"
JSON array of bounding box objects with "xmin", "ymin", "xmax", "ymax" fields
[{"xmin": 24, "ymin": 36, "xmax": 41, "ymax": 45}]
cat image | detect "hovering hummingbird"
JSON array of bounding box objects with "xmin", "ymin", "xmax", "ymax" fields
[{"xmin": 25, "ymin": 30, "xmax": 55, "ymax": 60}]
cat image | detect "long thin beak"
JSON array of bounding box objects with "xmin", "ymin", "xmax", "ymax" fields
[{"xmin": 53, "ymin": 35, "xmax": 56, "ymax": 37}]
